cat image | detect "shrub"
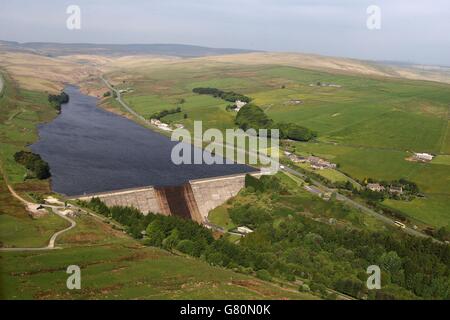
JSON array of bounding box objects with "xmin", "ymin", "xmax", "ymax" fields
[
  {"xmin": 14, "ymin": 151, "xmax": 50, "ymax": 179},
  {"xmin": 256, "ymin": 269, "xmax": 272, "ymax": 281}
]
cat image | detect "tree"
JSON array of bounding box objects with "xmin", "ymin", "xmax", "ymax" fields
[
  {"xmin": 379, "ymin": 251, "xmax": 402, "ymax": 274},
  {"xmin": 256, "ymin": 269, "xmax": 272, "ymax": 281},
  {"xmin": 162, "ymin": 229, "xmax": 180, "ymax": 250},
  {"xmin": 235, "ymin": 104, "xmax": 273, "ymax": 131},
  {"xmin": 176, "ymin": 239, "xmax": 196, "ymax": 255},
  {"xmin": 14, "ymin": 151, "xmax": 51, "ymax": 179}
]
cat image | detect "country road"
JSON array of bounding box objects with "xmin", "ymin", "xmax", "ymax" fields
[
  {"xmin": 0, "ymin": 154, "xmax": 77, "ymax": 251},
  {"xmin": 101, "ymin": 76, "xmax": 146, "ymax": 122},
  {"xmin": 0, "ymin": 206, "xmax": 76, "ymax": 252},
  {"xmin": 282, "ymin": 166, "xmax": 436, "ymax": 241}
]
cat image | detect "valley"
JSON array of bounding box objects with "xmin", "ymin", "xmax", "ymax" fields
[{"xmin": 0, "ymin": 44, "xmax": 449, "ymax": 300}]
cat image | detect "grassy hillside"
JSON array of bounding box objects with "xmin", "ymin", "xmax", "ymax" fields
[
  {"xmin": 0, "ymin": 214, "xmax": 317, "ymax": 300},
  {"xmin": 0, "ymin": 72, "xmax": 68, "ymax": 248}
]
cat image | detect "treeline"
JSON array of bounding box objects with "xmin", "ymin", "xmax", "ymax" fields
[
  {"xmin": 150, "ymin": 107, "xmax": 181, "ymax": 120},
  {"xmin": 193, "ymin": 87, "xmax": 252, "ymax": 103},
  {"xmin": 79, "ymin": 197, "xmax": 154, "ymax": 238},
  {"xmin": 14, "ymin": 151, "xmax": 50, "ymax": 179},
  {"xmin": 235, "ymin": 104, "xmax": 317, "ymax": 141},
  {"xmin": 48, "ymin": 92, "xmax": 69, "ymax": 113}
]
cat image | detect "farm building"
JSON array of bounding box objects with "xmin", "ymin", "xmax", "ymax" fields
[
  {"xmin": 234, "ymin": 100, "xmax": 247, "ymax": 112},
  {"xmin": 389, "ymin": 186, "xmax": 403, "ymax": 195},
  {"xmin": 367, "ymin": 183, "xmax": 385, "ymax": 192},
  {"xmin": 413, "ymin": 152, "xmax": 434, "ymax": 162},
  {"xmin": 237, "ymin": 226, "xmax": 254, "ymax": 234},
  {"xmin": 308, "ymin": 156, "xmax": 337, "ymax": 170}
]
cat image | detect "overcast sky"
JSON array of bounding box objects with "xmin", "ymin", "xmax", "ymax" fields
[{"xmin": 1, "ymin": 0, "xmax": 449, "ymax": 65}]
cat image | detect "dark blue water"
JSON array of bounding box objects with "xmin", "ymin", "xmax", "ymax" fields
[{"xmin": 31, "ymin": 86, "xmax": 255, "ymax": 196}]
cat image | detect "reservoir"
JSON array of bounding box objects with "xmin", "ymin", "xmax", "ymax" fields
[{"xmin": 31, "ymin": 85, "xmax": 255, "ymax": 196}]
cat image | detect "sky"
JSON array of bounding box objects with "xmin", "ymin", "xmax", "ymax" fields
[{"xmin": 1, "ymin": 0, "xmax": 449, "ymax": 65}]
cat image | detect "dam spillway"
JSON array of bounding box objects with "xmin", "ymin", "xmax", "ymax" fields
[{"xmin": 73, "ymin": 172, "xmax": 261, "ymax": 223}]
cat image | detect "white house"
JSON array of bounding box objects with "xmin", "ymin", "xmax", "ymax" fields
[
  {"xmin": 414, "ymin": 153, "xmax": 434, "ymax": 162},
  {"xmin": 237, "ymin": 226, "xmax": 254, "ymax": 234},
  {"xmin": 234, "ymin": 100, "xmax": 247, "ymax": 111},
  {"xmin": 367, "ymin": 183, "xmax": 385, "ymax": 192}
]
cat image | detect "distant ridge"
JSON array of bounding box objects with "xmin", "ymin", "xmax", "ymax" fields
[{"xmin": 0, "ymin": 40, "xmax": 258, "ymax": 57}]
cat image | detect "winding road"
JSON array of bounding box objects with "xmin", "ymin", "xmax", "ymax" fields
[
  {"xmin": 0, "ymin": 191, "xmax": 77, "ymax": 252},
  {"xmin": 0, "ymin": 206, "xmax": 76, "ymax": 252}
]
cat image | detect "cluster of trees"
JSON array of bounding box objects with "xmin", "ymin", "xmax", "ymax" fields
[
  {"xmin": 235, "ymin": 105, "xmax": 316, "ymax": 142},
  {"xmin": 48, "ymin": 92, "xmax": 69, "ymax": 112},
  {"xmin": 192, "ymin": 87, "xmax": 252, "ymax": 103},
  {"xmin": 150, "ymin": 107, "xmax": 181, "ymax": 120},
  {"xmin": 245, "ymin": 174, "xmax": 286, "ymax": 193},
  {"xmin": 79, "ymin": 197, "xmax": 153, "ymax": 238},
  {"xmin": 14, "ymin": 151, "xmax": 50, "ymax": 179},
  {"xmin": 278, "ymin": 122, "xmax": 317, "ymax": 142},
  {"xmin": 235, "ymin": 104, "xmax": 274, "ymax": 131}
]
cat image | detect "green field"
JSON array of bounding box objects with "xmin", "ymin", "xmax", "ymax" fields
[
  {"xmin": 0, "ymin": 213, "xmax": 317, "ymax": 300},
  {"xmin": 106, "ymin": 63, "xmax": 450, "ymax": 228},
  {"xmin": 0, "ymin": 73, "xmax": 63, "ymax": 248}
]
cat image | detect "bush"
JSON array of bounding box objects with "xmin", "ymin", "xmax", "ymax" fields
[
  {"xmin": 256, "ymin": 269, "xmax": 272, "ymax": 281},
  {"xmin": 14, "ymin": 151, "xmax": 51, "ymax": 179},
  {"xmin": 235, "ymin": 104, "xmax": 273, "ymax": 131},
  {"xmin": 278, "ymin": 122, "xmax": 317, "ymax": 141},
  {"xmin": 150, "ymin": 107, "xmax": 181, "ymax": 120},
  {"xmin": 48, "ymin": 91, "xmax": 69, "ymax": 112},
  {"xmin": 176, "ymin": 239, "xmax": 196, "ymax": 255},
  {"xmin": 192, "ymin": 87, "xmax": 251, "ymax": 103}
]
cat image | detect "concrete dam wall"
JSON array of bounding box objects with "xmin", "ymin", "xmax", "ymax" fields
[{"xmin": 75, "ymin": 172, "xmax": 260, "ymax": 223}]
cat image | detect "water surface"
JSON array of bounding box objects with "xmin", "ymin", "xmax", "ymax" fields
[{"xmin": 31, "ymin": 86, "xmax": 255, "ymax": 196}]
